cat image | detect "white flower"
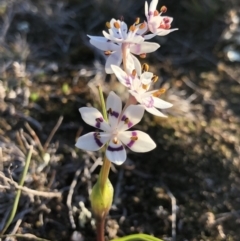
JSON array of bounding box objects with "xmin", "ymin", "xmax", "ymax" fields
[
  {"xmin": 75, "ymin": 91, "xmax": 156, "ymax": 165},
  {"xmin": 88, "ymin": 18, "xmax": 160, "ymax": 74},
  {"xmin": 111, "ymin": 64, "xmax": 172, "ymax": 117},
  {"xmin": 145, "ymin": 0, "xmax": 178, "ymax": 37}
]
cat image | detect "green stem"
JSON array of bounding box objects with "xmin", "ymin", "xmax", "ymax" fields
[
  {"xmin": 1, "ymin": 146, "xmax": 33, "ymax": 235},
  {"xmin": 95, "ymin": 84, "xmax": 111, "ymax": 241},
  {"xmin": 96, "ymin": 84, "xmax": 111, "ymax": 191},
  {"xmin": 99, "ymin": 155, "xmax": 111, "ymax": 191},
  {"xmin": 97, "ymin": 84, "xmax": 108, "ymax": 121}
]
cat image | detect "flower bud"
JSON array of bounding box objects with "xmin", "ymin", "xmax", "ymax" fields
[{"xmin": 90, "ymin": 178, "xmax": 113, "ymax": 220}]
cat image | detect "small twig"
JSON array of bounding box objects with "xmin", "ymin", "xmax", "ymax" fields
[
  {"xmin": 24, "ymin": 122, "xmax": 44, "ymax": 153},
  {"xmin": 16, "ymin": 131, "xmax": 27, "ymax": 154},
  {"xmin": 89, "ymin": 157, "xmax": 103, "ymax": 173},
  {"xmin": 0, "ymin": 147, "xmax": 3, "ymax": 171},
  {"xmin": 0, "ymin": 185, "xmax": 10, "ymax": 189},
  {"xmin": 66, "ymin": 167, "xmax": 82, "ymax": 229},
  {"xmin": 19, "ymin": 129, "xmax": 31, "ymax": 150},
  {"xmin": 1, "ymin": 146, "xmax": 33, "ymax": 234},
  {"xmin": 166, "ymin": 188, "xmax": 177, "ymax": 241},
  {"xmin": 0, "ymin": 233, "xmax": 51, "ymax": 241},
  {"xmin": 43, "ymin": 116, "xmax": 63, "ymax": 151},
  {"xmin": 9, "ymin": 219, "xmax": 22, "ymax": 236},
  {"xmin": 0, "ymin": 173, "xmax": 62, "ymax": 198}
]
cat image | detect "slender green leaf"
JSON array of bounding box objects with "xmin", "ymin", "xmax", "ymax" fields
[
  {"xmin": 0, "ymin": 146, "xmax": 33, "ymax": 234},
  {"xmin": 111, "ymin": 234, "xmax": 164, "ymax": 241}
]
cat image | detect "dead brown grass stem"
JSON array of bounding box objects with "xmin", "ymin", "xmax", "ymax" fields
[
  {"xmin": 25, "ymin": 122, "xmax": 44, "ymax": 153},
  {"xmin": 66, "ymin": 167, "xmax": 82, "ymax": 229},
  {"xmin": 0, "ymin": 173, "xmax": 62, "ymax": 198},
  {"xmin": 43, "ymin": 115, "xmax": 64, "ymax": 151},
  {"xmin": 0, "ymin": 233, "xmax": 51, "ymax": 241}
]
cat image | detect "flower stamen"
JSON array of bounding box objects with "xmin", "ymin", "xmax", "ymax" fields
[
  {"xmin": 114, "ymin": 21, "xmax": 120, "ymax": 29},
  {"xmin": 139, "ymin": 22, "xmax": 146, "ymax": 29},
  {"xmin": 160, "ymin": 6, "xmax": 167, "ymax": 13},
  {"xmin": 142, "ymin": 63, "xmax": 149, "ymax": 72},
  {"xmin": 124, "ymin": 117, "xmax": 129, "ymax": 124},
  {"xmin": 129, "ymin": 25, "xmax": 136, "ymax": 32},
  {"xmin": 106, "ymin": 21, "xmax": 111, "ymax": 29},
  {"xmin": 135, "ymin": 17, "xmax": 140, "ymax": 25},
  {"xmin": 113, "ymin": 137, "xmax": 118, "ymax": 144},
  {"xmin": 152, "ymin": 88, "xmax": 166, "ymax": 97},
  {"xmin": 131, "ymin": 69, "xmax": 137, "ymax": 77},
  {"xmin": 104, "ymin": 51, "xmax": 112, "ymax": 55},
  {"xmin": 151, "ymin": 75, "xmax": 158, "ymax": 83},
  {"xmin": 130, "ymin": 136, "xmax": 138, "ymax": 141},
  {"xmin": 140, "ymin": 53, "xmax": 146, "ymax": 58}
]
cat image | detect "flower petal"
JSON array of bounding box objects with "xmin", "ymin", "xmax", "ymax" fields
[
  {"xmin": 153, "ymin": 97, "xmax": 173, "ymax": 109},
  {"xmin": 130, "ymin": 42, "xmax": 160, "ymax": 55},
  {"xmin": 105, "ymin": 49, "xmax": 122, "ymax": 74},
  {"xmin": 118, "ymin": 130, "xmax": 156, "ymax": 152},
  {"xmin": 149, "ymin": 0, "xmax": 158, "ymax": 13},
  {"xmin": 118, "ymin": 105, "xmax": 145, "ymax": 131},
  {"xmin": 143, "ymin": 33, "xmax": 158, "ymax": 40},
  {"xmin": 79, "ymin": 107, "xmax": 110, "ymax": 131},
  {"xmin": 75, "ymin": 132, "xmax": 110, "ymax": 151},
  {"xmin": 106, "ymin": 140, "xmax": 126, "ymax": 165},
  {"xmin": 102, "ymin": 30, "xmax": 116, "ymax": 42},
  {"xmin": 88, "ymin": 35, "xmax": 119, "ymax": 51},
  {"xmin": 111, "ymin": 65, "xmax": 131, "ymax": 88},
  {"xmin": 145, "ymin": 106, "xmax": 167, "ymax": 117},
  {"xmin": 155, "ymin": 28, "xmax": 178, "ymax": 36},
  {"xmin": 128, "ymin": 54, "xmax": 142, "ymax": 77},
  {"xmin": 106, "ymin": 91, "xmax": 122, "ymax": 129},
  {"xmin": 145, "ymin": 1, "xmax": 149, "ymax": 18}
]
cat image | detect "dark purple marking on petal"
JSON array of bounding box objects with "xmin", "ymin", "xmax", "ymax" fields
[
  {"xmin": 121, "ymin": 115, "xmax": 133, "ymax": 128},
  {"xmin": 94, "ymin": 132, "xmax": 103, "ymax": 147},
  {"xmin": 107, "ymin": 145, "xmax": 124, "ymax": 152},
  {"xmin": 132, "ymin": 131, "xmax": 137, "ymax": 136},
  {"xmin": 121, "ymin": 115, "xmax": 126, "ymax": 121},
  {"xmin": 127, "ymin": 131, "xmax": 138, "ymax": 148},
  {"xmin": 111, "ymin": 111, "xmax": 119, "ymax": 118},
  {"xmin": 95, "ymin": 117, "xmax": 103, "ymax": 128},
  {"xmin": 127, "ymin": 121, "xmax": 133, "ymax": 128},
  {"xmin": 108, "ymin": 108, "xmax": 119, "ymax": 118}
]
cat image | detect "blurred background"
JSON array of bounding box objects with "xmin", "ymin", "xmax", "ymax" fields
[{"xmin": 0, "ymin": 0, "xmax": 240, "ymax": 240}]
